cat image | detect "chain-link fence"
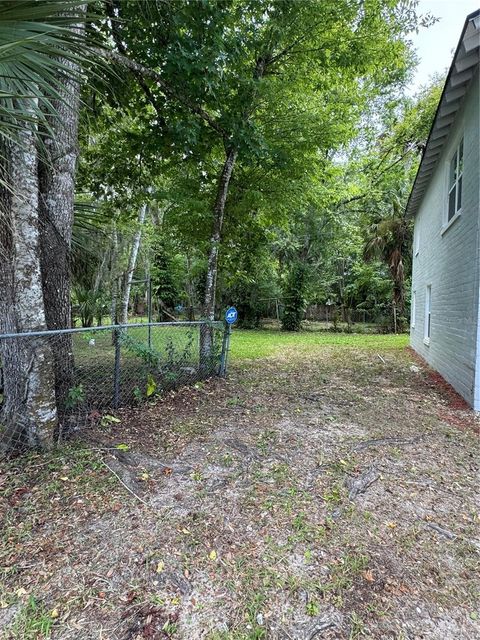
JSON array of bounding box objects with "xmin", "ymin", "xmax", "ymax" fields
[
  {"xmin": 0, "ymin": 321, "xmax": 227, "ymax": 451},
  {"xmin": 256, "ymin": 299, "xmax": 394, "ymax": 332}
]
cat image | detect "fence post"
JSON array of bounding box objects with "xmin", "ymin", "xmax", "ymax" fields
[
  {"xmin": 113, "ymin": 327, "xmax": 121, "ymax": 408},
  {"xmin": 147, "ymin": 279, "xmax": 152, "ymax": 349},
  {"xmin": 219, "ymin": 323, "xmax": 231, "ymax": 377}
]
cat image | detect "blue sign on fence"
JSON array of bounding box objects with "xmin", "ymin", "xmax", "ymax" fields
[{"xmin": 225, "ymin": 306, "xmax": 238, "ymax": 325}]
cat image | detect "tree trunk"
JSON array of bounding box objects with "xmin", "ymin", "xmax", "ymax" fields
[
  {"xmin": 200, "ymin": 147, "xmax": 237, "ymax": 365},
  {"xmin": 93, "ymin": 245, "xmax": 110, "ymax": 296},
  {"xmin": 93, "ymin": 247, "xmax": 110, "ymax": 325},
  {"xmin": 185, "ymin": 254, "xmax": 196, "ymax": 321},
  {"xmin": 38, "ymin": 5, "xmax": 86, "ymax": 414},
  {"xmin": 203, "ymin": 147, "xmax": 238, "ymax": 320},
  {"xmin": 119, "ymin": 204, "xmax": 147, "ymax": 325},
  {"xmin": 0, "ymin": 113, "xmax": 57, "ymax": 451}
]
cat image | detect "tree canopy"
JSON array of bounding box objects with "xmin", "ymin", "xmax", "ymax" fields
[{"xmin": 0, "ymin": 0, "xmax": 441, "ymax": 449}]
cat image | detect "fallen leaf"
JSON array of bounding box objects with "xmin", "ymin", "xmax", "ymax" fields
[
  {"xmin": 209, "ymin": 550, "xmax": 217, "ymax": 561},
  {"xmin": 363, "ymin": 569, "xmax": 374, "ymax": 582},
  {"xmin": 50, "ymin": 608, "xmax": 59, "ymax": 619},
  {"xmin": 124, "ymin": 591, "xmax": 137, "ymax": 604},
  {"xmin": 156, "ymin": 561, "xmax": 164, "ymax": 573}
]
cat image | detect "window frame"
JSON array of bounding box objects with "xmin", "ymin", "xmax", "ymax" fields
[{"xmin": 443, "ymin": 133, "xmax": 464, "ymax": 232}]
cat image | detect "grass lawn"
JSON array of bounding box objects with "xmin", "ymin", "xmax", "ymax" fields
[
  {"xmin": 229, "ymin": 328, "xmax": 409, "ymax": 360},
  {"xmin": 1, "ymin": 328, "xmax": 479, "ymax": 640}
]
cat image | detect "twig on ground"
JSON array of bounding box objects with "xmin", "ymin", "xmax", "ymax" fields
[
  {"xmin": 101, "ymin": 460, "xmax": 150, "ymax": 507},
  {"xmin": 377, "ymin": 354, "xmax": 386, "ymax": 364}
]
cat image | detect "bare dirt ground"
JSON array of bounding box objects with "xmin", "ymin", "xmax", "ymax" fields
[{"xmin": 1, "ymin": 342, "xmax": 479, "ymax": 639}]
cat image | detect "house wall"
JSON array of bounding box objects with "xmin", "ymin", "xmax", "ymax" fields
[{"xmin": 411, "ymin": 70, "xmax": 480, "ymax": 407}]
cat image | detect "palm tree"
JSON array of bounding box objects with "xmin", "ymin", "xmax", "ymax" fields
[
  {"xmin": 0, "ymin": 1, "xmax": 96, "ymax": 450},
  {"xmin": 364, "ymin": 194, "xmax": 412, "ymax": 331},
  {"xmin": 0, "ymin": 1, "xmax": 89, "ymax": 154}
]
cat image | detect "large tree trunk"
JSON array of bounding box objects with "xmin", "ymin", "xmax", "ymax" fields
[
  {"xmin": 119, "ymin": 204, "xmax": 147, "ymax": 325},
  {"xmin": 200, "ymin": 146, "xmax": 238, "ymax": 364},
  {"xmin": 0, "ymin": 112, "xmax": 57, "ymax": 451},
  {"xmin": 38, "ymin": 6, "xmax": 86, "ymax": 414}
]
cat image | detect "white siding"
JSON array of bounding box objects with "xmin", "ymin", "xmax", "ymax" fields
[{"xmin": 411, "ymin": 71, "xmax": 480, "ymax": 407}]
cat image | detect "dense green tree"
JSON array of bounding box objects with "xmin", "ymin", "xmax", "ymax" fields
[
  {"xmin": 282, "ymin": 263, "xmax": 308, "ymax": 332},
  {"xmin": 151, "ymin": 237, "xmax": 179, "ymax": 321},
  {"xmin": 100, "ymin": 0, "xmax": 427, "ymax": 327}
]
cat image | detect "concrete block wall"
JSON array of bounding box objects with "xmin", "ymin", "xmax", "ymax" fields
[{"xmin": 411, "ymin": 71, "xmax": 480, "ymax": 407}]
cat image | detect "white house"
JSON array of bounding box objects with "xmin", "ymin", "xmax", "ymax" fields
[{"xmin": 408, "ymin": 10, "xmax": 480, "ymax": 409}]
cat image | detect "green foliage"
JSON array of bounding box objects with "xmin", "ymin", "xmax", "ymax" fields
[
  {"xmin": 151, "ymin": 236, "xmax": 179, "ymax": 321},
  {"xmin": 282, "ymin": 263, "xmax": 308, "ymax": 332},
  {"xmin": 119, "ymin": 333, "xmax": 161, "ymax": 368},
  {"xmin": 65, "ymin": 384, "xmax": 85, "ymax": 410},
  {"xmin": 220, "ymin": 225, "xmax": 277, "ymax": 329},
  {"xmin": 71, "ymin": 1, "xmax": 437, "ymax": 334},
  {"xmin": 73, "ymin": 287, "xmax": 107, "ymax": 328},
  {"xmin": 154, "ymin": 333, "xmax": 197, "ymax": 374},
  {"xmin": 0, "ymin": 1, "xmax": 98, "ymax": 155}
]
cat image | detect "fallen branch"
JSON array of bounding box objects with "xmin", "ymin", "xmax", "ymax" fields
[
  {"xmin": 158, "ymin": 300, "xmax": 178, "ymax": 322},
  {"xmin": 306, "ymin": 609, "xmax": 344, "ymax": 640},
  {"xmin": 344, "ymin": 466, "xmax": 379, "ymax": 500},
  {"xmin": 353, "ymin": 436, "xmax": 421, "ymax": 452},
  {"xmin": 424, "ymin": 521, "xmax": 456, "ymax": 540}
]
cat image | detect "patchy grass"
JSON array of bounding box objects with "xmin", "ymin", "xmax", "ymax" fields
[{"xmin": 1, "ymin": 333, "xmax": 479, "ymax": 639}]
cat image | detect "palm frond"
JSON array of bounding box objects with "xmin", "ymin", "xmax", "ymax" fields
[{"xmin": 0, "ymin": 1, "xmax": 102, "ymax": 147}]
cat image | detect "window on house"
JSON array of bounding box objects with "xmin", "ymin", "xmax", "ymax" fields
[
  {"xmin": 411, "ymin": 291, "xmax": 416, "ymax": 328},
  {"xmin": 424, "ymin": 285, "xmax": 431, "ymax": 343},
  {"xmin": 448, "ymin": 137, "xmax": 463, "ymax": 221}
]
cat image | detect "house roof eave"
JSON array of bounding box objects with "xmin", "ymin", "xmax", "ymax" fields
[{"xmin": 406, "ymin": 9, "xmax": 480, "ymax": 218}]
